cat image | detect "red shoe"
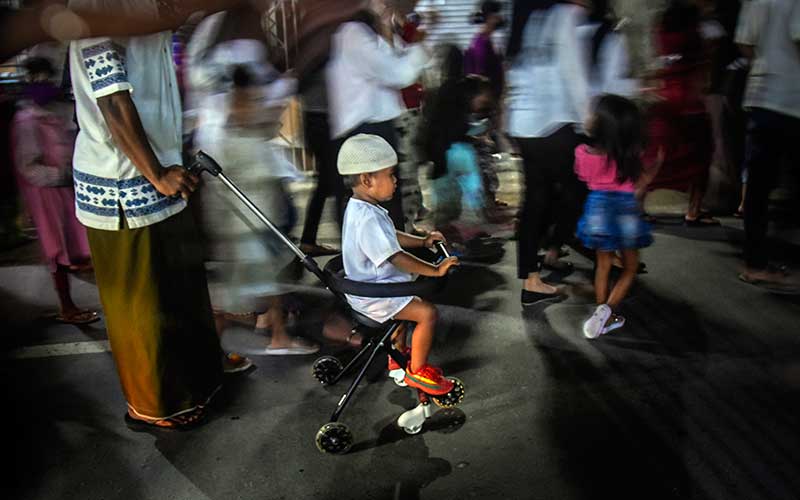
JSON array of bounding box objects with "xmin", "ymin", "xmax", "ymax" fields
[
  {"xmin": 388, "ymin": 347, "xmax": 411, "ymax": 371},
  {"xmin": 404, "ymin": 364, "xmax": 454, "ymax": 395}
]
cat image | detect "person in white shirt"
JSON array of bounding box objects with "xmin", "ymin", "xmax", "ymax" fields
[
  {"xmin": 338, "ymin": 134, "xmax": 459, "ymax": 395},
  {"xmin": 187, "ymin": 7, "xmax": 319, "ymax": 356},
  {"xmin": 68, "ymin": 0, "xmax": 222, "ymax": 430},
  {"xmin": 326, "ymin": 0, "xmax": 431, "ymax": 230},
  {"xmin": 505, "ymin": 0, "xmax": 592, "ymax": 306},
  {"xmin": 581, "ymin": 0, "xmax": 638, "ymax": 99},
  {"xmin": 735, "ymin": 0, "xmax": 800, "ymax": 290}
]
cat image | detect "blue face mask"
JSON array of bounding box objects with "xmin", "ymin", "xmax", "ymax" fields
[{"xmin": 467, "ymin": 116, "xmax": 490, "ymax": 136}]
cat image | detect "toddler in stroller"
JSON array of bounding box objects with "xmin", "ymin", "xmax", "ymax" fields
[{"xmin": 337, "ymin": 134, "xmax": 460, "ymax": 394}]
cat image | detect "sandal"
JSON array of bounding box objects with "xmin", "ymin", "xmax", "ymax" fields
[
  {"xmin": 124, "ymin": 408, "xmax": 206, "ymax": 432},
  {"xmin": 68, "ymin": 262, "xmax": 93, "ymax": 273},
  {"xmin": 738, "ymin": 269, "xmax": 799, "ymax": 294},
  {"xmin": 55, "ymin": 310, "xmax": 100, "ymax": 325},
  {"xmin": 260, "ymin": 337, "xmax": 320, "ymax": 356},
  {"xmin": 684, "ymin": 213, "xmax": 720, "ymax": 227}
]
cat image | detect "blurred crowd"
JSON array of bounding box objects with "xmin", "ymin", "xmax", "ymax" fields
[{"xmin": 0, "ymin": 0, "xmax": 798, "ymax": 427}]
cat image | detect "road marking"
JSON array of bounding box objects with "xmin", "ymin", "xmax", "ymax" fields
[{"xmin": 7, "ymin": 340, "xmax": 111, "ymax": 359}]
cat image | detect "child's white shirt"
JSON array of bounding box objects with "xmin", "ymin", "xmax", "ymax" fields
[{"xmin": 341, "ymin": 198, "xmax": 414, "ymax": 323}]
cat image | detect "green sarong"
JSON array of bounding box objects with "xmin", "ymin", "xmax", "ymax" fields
[{"xmin": 87, "ymin": 207, "xmax": 222, "ymax": 420}]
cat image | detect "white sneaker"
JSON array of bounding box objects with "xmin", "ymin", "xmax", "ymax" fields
[
  {"xmin": 600, "ymin": 314, "xmax": 625, "ymax": 335},
  {"xmin": 583, "ymin": 304, "xmax": 612, "ymax": 339}
]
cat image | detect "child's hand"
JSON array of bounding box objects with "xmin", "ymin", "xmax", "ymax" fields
[
  {"xmin": 424, "ymin": 231, "xmax": 446, "ymax": 248},
  {"xmin": 436, "ymin": 257, "xmax": 460, "ymax": 277}
]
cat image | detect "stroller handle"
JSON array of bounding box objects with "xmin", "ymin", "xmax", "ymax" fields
[
  {"xmin": 188, "ymin": 150, "xmax": 223, "ymax": 177},
  {"xmin": 434, "ymin": 241, "xmax": 451, "ymax": 259},
  {"xmin": 433, "ymin": 240, "xmax": 458, "ymax": 275}
]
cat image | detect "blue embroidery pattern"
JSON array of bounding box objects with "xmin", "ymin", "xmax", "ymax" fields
[
  {"xmin": 82, "ymin": 41, "xmax": 128, "ymax": 93},
  {"xmin": 73, "ymin": 168, "xmax": 182, "ymax": 222}
]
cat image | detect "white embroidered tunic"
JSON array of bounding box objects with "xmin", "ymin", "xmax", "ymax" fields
[{"xmin": 68, "ymin": 1, "xmax": 185, "ymax": 230}]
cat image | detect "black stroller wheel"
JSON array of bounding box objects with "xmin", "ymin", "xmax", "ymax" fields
[
  {"xmin": 312, "ymin": 356, "xmax": 343, "ymax": 386},
  {"xmin": 432, "ymin": 377, "xmax": 465, "ymax": 409},
  {"xmin": 315, "ymin": 422, "xmax": 353, "ymax": 454}
]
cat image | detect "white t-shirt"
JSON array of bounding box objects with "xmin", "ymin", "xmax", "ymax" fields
[
  {"xmin": 68, "ymin": 0, "xmax": 184, "ymax": 230},
  {"xmin": 341, "ymin": 198, "xmax": 414, "ymax": 323},
  {"xmin": 735, "ymin": 0, "xmax": 800, "ymax": 119},
  {"xmin": 580, "ymin": 23, "xmax": 639, "ymax": 99},
  {"xmin": 506, "ymin": 4, "xmax": 591, "ymax": 138},
  {"xmin": 326, "ymin": 22, "xmax": 430, "ymax": 139}
]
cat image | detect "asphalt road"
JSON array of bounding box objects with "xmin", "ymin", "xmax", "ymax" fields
[{"xmin": 2, "ymin": 171, "xmax": 800, "ymax": 500}]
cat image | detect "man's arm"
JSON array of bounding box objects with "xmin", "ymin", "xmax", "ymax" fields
[
  {"xmin": 97, "ymin": 91, "xmax": 198, "ymax": 199},
  {"xmin": 0, "ymin": 0, "xmax": 251, "ymax": 61}
]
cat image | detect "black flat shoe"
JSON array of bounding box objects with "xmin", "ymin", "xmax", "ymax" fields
[{"xmin": 521, "ymin": 289, "xmax": 560, "ymax": 306}]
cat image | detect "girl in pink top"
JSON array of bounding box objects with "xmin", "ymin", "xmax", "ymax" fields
[
  {"xmin": 575, "ymin": 94, "xmax": 653, "ymax": 339},
  {"xmin": 12, "ymin": 58, "xmax": 97, "ymax": 325}
]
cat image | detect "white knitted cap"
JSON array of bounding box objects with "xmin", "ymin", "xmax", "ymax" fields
[{"xmin": 337, "ymin": 134, "xmax": 398, "ymax": 175}]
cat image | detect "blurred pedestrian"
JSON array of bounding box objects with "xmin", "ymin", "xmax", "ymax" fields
[
  {"xmin": 396, "ymin": 9, "xmax": 429, "ymax": 234},
  {"xmin": 11, "ymin": 57, "xmax": 98, "ymax": 325},
  {"xmin": 506, "ymin": 0, "xmax": 592, "ymax": 306},
  {"xmin": 421, "ymin": 73, "xmax": 495, "ymax": 249},
  {"xmin": 639, "ymin": 0, "xmax": 718, "ymax": 226},
  {"xmin": 582, "ymin": 0, "xmax": 638, "ymax": 99},
  {"xmin": 326, "ymin": 0, "xmax": 430, "ymax": 230},
  {"xmin": 465, "ymin": 0, "xmax": 506, "ymax": 100},
  {"xmin": 189, "ymin": 7, "xmax": 319, "ymax": 355},
  {"xmin": 735, "ymin": 0, "xmax": 800, "ymax": 291},
  {"xmin": 298, "ymin": 64, "xmax": 345, "ymax": 256}
]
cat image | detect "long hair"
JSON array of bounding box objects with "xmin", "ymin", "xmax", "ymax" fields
[
  {"xmin": 420, "ymin": 63, "xmax": 491, "ymax": 179},
  {"xmin": 506, "ymin": 0, "xmax": 559, "ymax": 58},
  {"xmin": 589, "ymin": 94, "xmax": 644, "ymax": 184}
]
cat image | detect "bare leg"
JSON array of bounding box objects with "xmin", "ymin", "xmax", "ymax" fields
[
  {"xmin": 213, "ymin": 311, "xmax": 228, "ymax": 339},
  {"xmin": 687, "ymin": 180, "xmax": 704, "ymax": 219},
  {"xmin": 264, "ymin": 296, "xmax": 290, "ymax": 348},
  {"xmin": 737, "ymin": 183, "xmax": 747, "ymax": 214},
  {"xmin": 523, "ymin": 272, "xmax": 558, "ymax": 294},
  {"xmin": 595, "ymin": 251, "xmax": 613, "ymax": 305},
  {"xmin": 394, "ymin": 298, "xmax": 437, "ymax": 373},
  {"xmin": 607, "ymin": 249, "xmax": 639, "ymax": 308},
  {"xmin": 53, "ymin": 266, "xmax": 79, "ymax": 316}
]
